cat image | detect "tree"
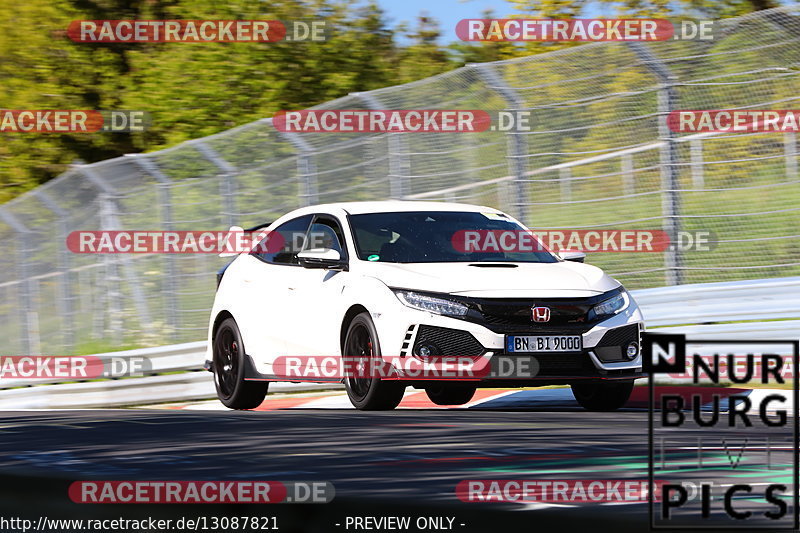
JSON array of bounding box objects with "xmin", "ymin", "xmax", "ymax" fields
[
  {"xmin": 396, "ymin": 13, "xmax": 454, "ymax": 84},
  {"xmin": 0, "ymin": 0, "xmax": 408, "ymax": 200}
]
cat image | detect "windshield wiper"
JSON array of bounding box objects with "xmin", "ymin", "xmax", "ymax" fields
[{"xmin": 468, "ymin": 263, "xmax": 519, "ymax": 268}]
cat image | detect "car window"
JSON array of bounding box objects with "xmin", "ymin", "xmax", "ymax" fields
[
  {"xmin": 304, "ymin": 217, "xmax": 347, "ymax": 258},
  {"xmin": 252, "ymin": 215, "xmax": 313, "ymax": 265},
  {"xmin": 350, "ymin": 211, "xmax": 557, "ymax": 263}
]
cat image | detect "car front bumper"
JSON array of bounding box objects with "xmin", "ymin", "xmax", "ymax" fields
[{"xmin": 371, "ymin": 294, "xmax": 645, "ymax": 386}]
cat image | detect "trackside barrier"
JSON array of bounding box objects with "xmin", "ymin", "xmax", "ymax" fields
[
  {"xmin": 0, "ymin": 277, "xmax": 796, "ymax": 408},
  {"xmin": 0, "ymin": 340, "xmax": 206, "ymax": 389},
  {"xmin": 1, "ymin": 8, "xmax": 799, "ymax": 358},
  {"xmin": 634, "ymin": 276, "xmax": 800, "ymax": 327}
]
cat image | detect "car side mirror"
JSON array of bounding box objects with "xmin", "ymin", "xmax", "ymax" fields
[
  {"xmin": 297, "ymin": 248, "xmax": 347, "ymax": 271},
  {"xmin": 558, "ymin": 250, "xmax": 586, "ymax": 263}
]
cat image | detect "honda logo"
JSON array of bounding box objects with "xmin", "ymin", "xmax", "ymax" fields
[{"xmin": 531, "ymin": 306, "xmax": 551, "ymax": 322}]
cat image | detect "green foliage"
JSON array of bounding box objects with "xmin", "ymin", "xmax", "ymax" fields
[
  {"xmin": 0, "ymin": 0, "xmax": 407, "ymax": 201},
  {"xmin": 396, "ymin": 13, "xmax": 455, "ymax": 83},
  {"xmin": 0, "ymin": 0, "xmax": 785, "ymax": 204}
]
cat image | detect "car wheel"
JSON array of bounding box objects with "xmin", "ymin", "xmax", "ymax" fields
[
  {"xmin": 425, "ymin": 385, "xmax": 477, "ymax": 406},
  {"xmin": 571, "ymin": 380, "xmax": 634, "ymax": 411},
  {"xmin": 343, "ymin": 312, "xmax": 405, "ymax": 410},
  {"xmin": 213, "ymin": 317, "xmax": 268, "ymax": 409}
]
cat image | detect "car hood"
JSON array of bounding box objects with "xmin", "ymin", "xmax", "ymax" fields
[{"xmin": 362, "ymin": 261, "xmax": 620, "ymax": 298}]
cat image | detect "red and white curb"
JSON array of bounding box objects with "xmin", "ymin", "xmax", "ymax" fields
[{"xmin": 145, "ymin": 386, "xmax": 792, "ymax": 412}]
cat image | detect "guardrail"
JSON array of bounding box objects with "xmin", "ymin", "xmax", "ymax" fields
[
  {"xmin": 0, "ymin": 277, "xmax": 797, "ymax": 409},
  {"xmin": 635, "ymin": 276, "xmax": 800, "ymax": 328},
  {"xmin": 0, "ymin": 340, "xmax": 206, "ymax": 389},
  {"xmin": 0, "ymin": 370, "xmax": 340, "ymax": 410},
  {"xmin": 0, "ymin": 341, "xmax": 339, "ymax": 409}
]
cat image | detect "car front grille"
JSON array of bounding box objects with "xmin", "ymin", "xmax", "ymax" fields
[
  {"xmin": 457, "ymin": 295, "xmax": 607, "ymax": 334},
  {"xmin": 493, "ymin": 352, "xmax": 595, "ymax": 377},
  {"xmin": 533, "ymin": 353, "xmax": 591, "ymax": 375},
  {"xmin": 414, "ymin": 325, "xmax": 485, "ymax": 357},
  {"xmin": 594, "ymin": 324, "xmax": 640, "ymax": 362}
]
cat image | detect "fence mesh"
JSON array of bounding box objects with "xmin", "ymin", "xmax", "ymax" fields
[{"xmin": 2, "ymin": 8, "xmax": 799, "ymax": 355}]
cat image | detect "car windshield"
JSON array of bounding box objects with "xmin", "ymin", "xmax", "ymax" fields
[{"xmin": 349, "ymin": 211, "xmax": 558, "ymax": 263}]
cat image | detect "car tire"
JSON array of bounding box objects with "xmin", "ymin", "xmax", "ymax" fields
[
  {"xmin": 212, "ymin": 317, "xmax": 269, "ymax": 410},
  {"xmin": 343, "ymin": 312, "xmax": 405, "ymax": 410},
  {"xmin": 425, "ymin": 385, "xmax": 477, "ymax": 406},
  {"xmin": 571, "ymin": 380, "xmax": 634, "ymax": 412}
]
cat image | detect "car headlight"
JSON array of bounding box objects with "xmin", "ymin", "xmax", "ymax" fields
[
  {"xmin": 394, "ymin": 290, "xmax": 468, "ymax": 317},
  {"xmin": 591, "ymin": 290, "xmax": 628, "ymax": 318}
]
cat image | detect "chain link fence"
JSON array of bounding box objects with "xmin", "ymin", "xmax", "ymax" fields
[{"xmin": 1, "ymin": 7, "xmax": 799, "ymax": 355}]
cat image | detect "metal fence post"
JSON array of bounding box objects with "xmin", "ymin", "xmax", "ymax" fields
[
  {"xmin": 621, "ymin": 154, "xmax": 635, "ymax": 196},
  {"xmin": 81, "ymin": 166, "xmax": 153, "ymax": 339},
  {"xmin": 497, "ymin": 180, "xmax": 511, "ymax": 210},
  {"xmin": 131, "ymin": 155, "xmax": 179, "ymax": 340},
  {"xmin": 355, "ymin": 92, "xmax": 410, "ymax": 199},
  {"xmin": 0, "ymin": 210, "xmax": 34, "ymax": 354},
  {"xmin": 34, "ymin": 190, "xmax": 75, "ymax": 352},
  {"xmin": 784, "ymin": 132, "xmax": 797, "ymax": 181},
  {"xmin": 472, "ymin": 63, "xmax": 529, "ymax": 224},
  {"xmin": 276, "ymin": 132, "xmax": 318, "ymax": 207},
  {"xmin": 629, "ymin": 42, "xmax": 684, "ymax": 285},
  {"xmin": 559, "ymin": 168, "xmax": 572, "ymax": 202},
  {"xmin": 98, "ymin": 195, "xmax": 123, "ymax": 343},
  {"xmin": 193, "ymin": 142, "xmax": 239, "ymax": 227},
  {"xmin": 386, "ymin": 133, "xmax": 410, "ymax": 199},
  {"xmin": 690, "ymin": 139, "xmax": 705, "ymax": 189}
]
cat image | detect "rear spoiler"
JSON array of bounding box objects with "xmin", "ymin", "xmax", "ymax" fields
[
  {"xmin": 245, "ymin": 222, "xmax": 273, "ymax": 232},
  {"xmin": 218, "ymin": 222, "xmax": 274, "ymax": 257}
]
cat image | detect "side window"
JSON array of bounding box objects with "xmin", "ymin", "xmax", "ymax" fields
[
  {"xmin": 304, "ymin": 217, "xmax": 347, "ymax": 258},
  {"xmin": 252, "ymin": 215, "xmax": 312, "ymax": 265}
]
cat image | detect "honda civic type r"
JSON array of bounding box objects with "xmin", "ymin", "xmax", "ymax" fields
[{"xmin": 205, "ymin": 201, "xmax": 645, "ymax": 411}]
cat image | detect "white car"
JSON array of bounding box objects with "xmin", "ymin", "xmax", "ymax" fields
[{"xmin": 205, "ymin": 201, "xmax": 645, "ymax": 411}]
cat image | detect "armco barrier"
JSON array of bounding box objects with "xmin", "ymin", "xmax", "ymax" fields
[
  {"xmin": 0, "ymin": 277, "xmax": 796, "ymax": 408},
  {"xmin": 0, "ymin": 340, "xmax": 206, "ymax": 389},
  {"xmin": 634, "ymin": 276, "xmax": 800, "ymax": 327},
  {"xmin": 0, "ymin": 371, "xmax": 340, "ymax": 410}
]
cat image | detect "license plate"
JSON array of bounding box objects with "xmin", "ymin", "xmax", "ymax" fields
[{"xmin": 506, "ymin": 335, "xmax": 582, "ymax": 353}]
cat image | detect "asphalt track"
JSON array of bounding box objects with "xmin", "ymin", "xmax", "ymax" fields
[{"xmin": 0, "ymin": 401, "xmax": 795, "ymax": 532}]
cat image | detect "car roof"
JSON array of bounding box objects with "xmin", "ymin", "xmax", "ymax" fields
[
  {"xmin": 284, "ymin": 201, "xmax": 503, "ymax": 217},
  {"xmin": 259, "ymin": 201, "xmax": 510, "ymax": 230}
]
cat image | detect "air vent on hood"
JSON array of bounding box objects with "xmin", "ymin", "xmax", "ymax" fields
[{"xmin": 468, "ymin": 263, "xmax": 519, "ymax": 268}]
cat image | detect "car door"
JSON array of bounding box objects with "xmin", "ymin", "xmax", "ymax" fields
[
  {"xmin": 281, "ymin": 214, "xmax": 352, "ymax": 357},
  {"xmin": 236, "ymin": 214, "xmax": 312, "ymax": 372}
]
